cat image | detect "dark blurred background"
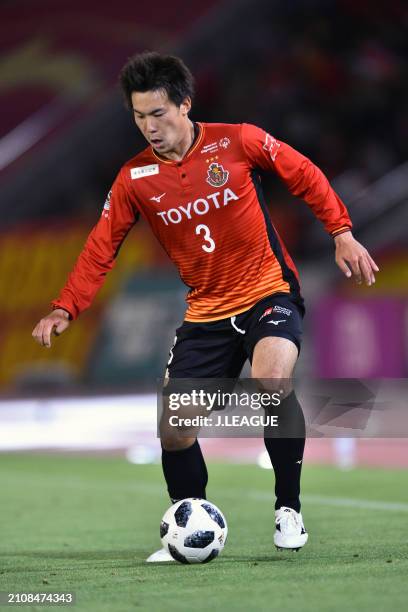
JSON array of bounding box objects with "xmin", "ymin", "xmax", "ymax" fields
[{"xmin": 1, "ymin": 0, "xmax": 407, "ymax": 398}]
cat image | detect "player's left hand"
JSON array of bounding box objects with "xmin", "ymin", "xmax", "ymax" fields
[{"xmin": 334, "ymin": 231, "xmax": 379, "ymax": 286}]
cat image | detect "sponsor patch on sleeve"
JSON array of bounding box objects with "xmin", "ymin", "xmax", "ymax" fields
[
  {"xmin": 263, "ymin": 133, "xmax": 281, "ymax": 161},
  {"xmin": 102, "ymin": 190, "xmax": 112, "ymax": 218}
]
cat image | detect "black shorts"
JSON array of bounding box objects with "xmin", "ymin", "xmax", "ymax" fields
[{"xmin": 165, "ymin": 292, "xmax": 304, "ymax": 383}]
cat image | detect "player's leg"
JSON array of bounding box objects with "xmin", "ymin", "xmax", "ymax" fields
[
  {"xmin": 159, "ymin": 321, "xmax": 245, "ymax": 502},
  {"xmin": 149, "ymin": 379, "xmax": 209, "ymax": 562},
  {"xmin": 241, "ymin": 293, "xmax": 308, "ymax": 550},
  {"xmin": 251, "ymin": 337, "xmax": 305, "ymax": 511},
  {"xmin": 147, "ymin": 321, "xmax": 246, "ymax": 562},
  {"xmin": 159, "ymin": 396, "xmax": 208, "ymax": 502},
  {"xmin": 251, "ymin": 336, "xmax": 307, "ymax": 551}
]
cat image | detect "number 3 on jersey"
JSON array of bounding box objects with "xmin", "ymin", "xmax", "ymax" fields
[{"xmin": 195, "ymin": 224, "xmax": 215, "ymax": 253}]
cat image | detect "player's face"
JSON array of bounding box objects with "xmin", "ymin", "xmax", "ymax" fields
[{"xmin": 131, "ymin": 89, "xmax": 191, "ymax": 155}]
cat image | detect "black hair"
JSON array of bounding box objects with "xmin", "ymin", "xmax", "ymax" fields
[{"xmin": 119, "ymin": 51, "xmax": 195, "ymax": 110}]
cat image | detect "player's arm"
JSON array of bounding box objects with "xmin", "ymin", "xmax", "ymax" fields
[
  {"xmin": 32, "ymin": 170, "xmax": 139, "ymax": 348},
  {"xmin": 241, "ymin": 123, "xmax": 379, "ymax": 285}
]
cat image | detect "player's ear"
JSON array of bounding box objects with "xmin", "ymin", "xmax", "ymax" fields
[{"xmin": 180, "ymin": 97, "xmax": 192, "ymax": 116}]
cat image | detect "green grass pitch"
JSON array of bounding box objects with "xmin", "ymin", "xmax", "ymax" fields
[{"xmin": 1, "ymin": 454, "xmax": 407, "ymax": 612}]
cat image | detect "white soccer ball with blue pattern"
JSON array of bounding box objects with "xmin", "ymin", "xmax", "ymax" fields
[{"xmin": 160, "ymin": 498, "xmax": 228, "ymax": 564}]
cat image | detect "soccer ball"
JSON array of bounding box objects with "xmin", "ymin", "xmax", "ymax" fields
[{"xmin": 160, "ymin": 498, "xmax": 228, "ymax": 564}]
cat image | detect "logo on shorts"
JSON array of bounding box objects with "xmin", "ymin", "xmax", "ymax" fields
[
  {"xmin": 259, "ymin": 307, "xmax": 273, "ymax": 321},
  {"xmin": 206, "ymin": 162, "xmax": 229, "ymax": 188},
  {"xmin": 259, "ymin": 305, "xmax": 292, "ymax": 322}
]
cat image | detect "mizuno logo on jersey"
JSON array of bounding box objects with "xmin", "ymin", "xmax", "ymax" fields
[
  {"xmin": 156, "ymin": 188, "xmax": 239, "ymax": 226},
  {"xmin": 150, "ymin": 193, "xmax": 166, "ymax": 203},
  {"xmin": 130, "ymin": 164, "xmax": 159, "ymax": 179}
]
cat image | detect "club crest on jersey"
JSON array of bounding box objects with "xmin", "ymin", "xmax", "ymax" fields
[{"xmin": 206, "ymin": 162, "xmax": 229, "ymax": 188}]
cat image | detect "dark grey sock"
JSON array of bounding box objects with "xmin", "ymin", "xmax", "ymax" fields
[
  {"xmin": 161, "ymin": 439, "xmax": 208, "ymax": 501},
  {"xmin": 264, "ymin": 391, "xmax": 305, "ymax": 512}
]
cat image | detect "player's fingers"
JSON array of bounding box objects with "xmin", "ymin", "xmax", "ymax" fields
[
  {"xmin": 360, "ymin": 251, "xmax": 376, "ymax": 284},
  {"xmin": 54, "ymin": 319, "xmax": 70, "ymax": 336},
  {"xmin": 42, "ymin": 321, "xmax": 57, "ymax": 348},
  {"xmin": 367, "ymin": 253, "xmax": 379, "ymax": 272},
  {"xmin": 365, "ymin": 253, "xmax": 377, "ymax": 284},
  {"xmin": 336, "ymin": 257, "xmax": 352, "ymax": 278},
  {"xmin": 32, "ymin": 323, "xmax": 39, "ymax": 341},
  {"xmin": 359, "ymin": 255, "xmax": 373, "ymax": 286},
  {"xmin": 32, "ymin": 320, "xmax": 46, "ymax": 346},
  {"xmin": 348, "ymin": 256, "xmax": 362, "ymax": 283}
]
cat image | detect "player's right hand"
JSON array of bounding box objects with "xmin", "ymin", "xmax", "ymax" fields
[{"xmin": 32, "ymin": 309, "xmax": 70, "ymax": 348}]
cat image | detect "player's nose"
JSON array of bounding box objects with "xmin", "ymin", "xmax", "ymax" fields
[{"xmin": 145, "ymin": 117, "xmax": 158, "ymax": 134}]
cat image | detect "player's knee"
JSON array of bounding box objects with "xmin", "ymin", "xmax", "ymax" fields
[
  {"xmin": 251, "ymin": 371, "xmax": 293, "ymax": 400},
  {"xmin": 252, "ymin": 365, "xmax": 286, "ymax": 381},
  {"xmin": 252, "ymin": 366, "xmax": 286, "ymax": 389},
  {"xmin": 159, "ymin": 415, "xmax": 197, "ymax": 450},
  {"xmin": 160, "ymin": 433, "xmax": 196, "ymax": 451}
]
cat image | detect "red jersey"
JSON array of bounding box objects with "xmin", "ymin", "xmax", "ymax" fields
[{"xmin": 52, "ymin": 122, "xmax": 351, "ymax": 321}]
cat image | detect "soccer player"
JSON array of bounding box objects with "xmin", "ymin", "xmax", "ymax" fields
[{"xmin": 32, "ymin": 52, "xmax": 379, "ymax": 561}]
